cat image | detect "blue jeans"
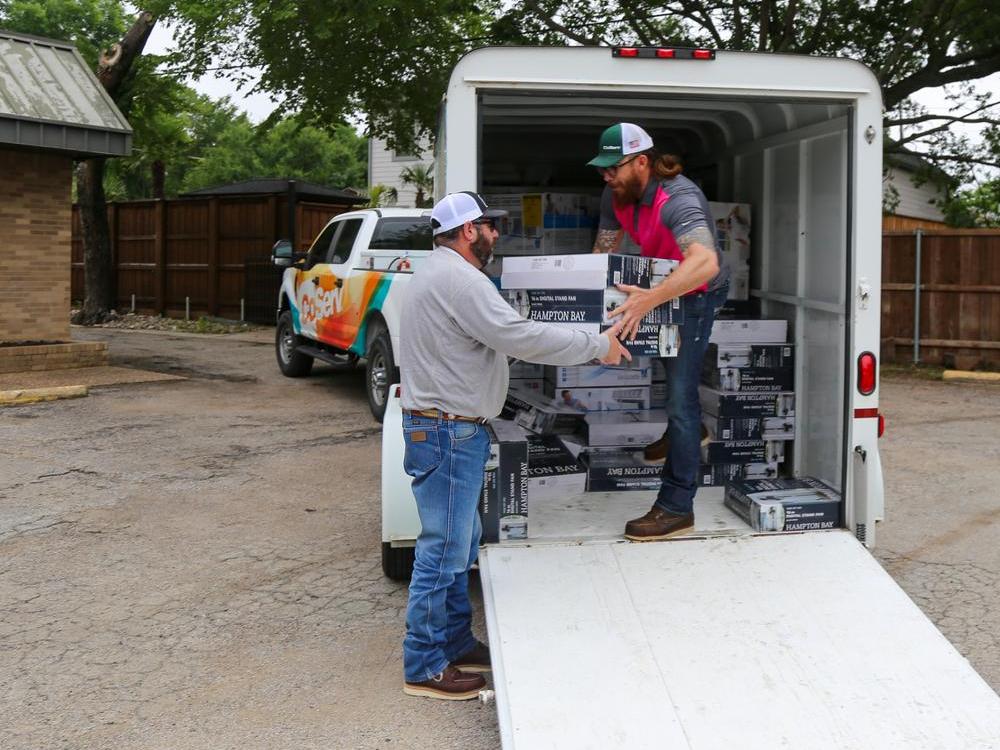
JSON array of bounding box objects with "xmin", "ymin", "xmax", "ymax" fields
[
  {"xmin": 402, "ymin": 413, "xmax": 490, "ymax": 682},
  {"xmin": 656, "ymin": 285, "xmax": 730, "ymax": 515}
]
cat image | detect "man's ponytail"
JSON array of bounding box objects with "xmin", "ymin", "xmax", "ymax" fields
[{"xmin": 650, "ymin": 151, "xmax": 684, "ymax": 179}]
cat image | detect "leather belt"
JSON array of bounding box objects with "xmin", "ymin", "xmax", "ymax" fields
[{"xmin": 403, "ymin": 408, "xmax": 488, "ymax": 425}]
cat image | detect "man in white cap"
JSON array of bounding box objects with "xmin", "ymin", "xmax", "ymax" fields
[
  {"xmin": 588, "ymin": 123, "xmax": 730, "ymax": 541},
  {"xmin": 399, "ymin": 190, "xmax": 630, "ymax": 700}
]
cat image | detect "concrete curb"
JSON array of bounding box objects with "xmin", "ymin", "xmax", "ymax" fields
[
  {"xmin": 942, "ymin": 370, "xmax": 1000, "ymax": 384},
  {"xmin": 0, "ymin": 385, "xmax": 88, "ymax": 406}
]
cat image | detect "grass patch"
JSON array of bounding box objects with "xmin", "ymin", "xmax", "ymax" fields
[{"xmin": 881, "ymin": 362, "xmax": 945, "ymax": 381}]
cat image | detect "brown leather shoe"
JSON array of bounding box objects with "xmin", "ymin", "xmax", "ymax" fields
[
  {"xmin": 453, "ymin": 640, "xmax": 491, "ymax": 673},
  {"xmin": 403, "ymin": 666, "xmax": 485, "ymax": 700},
  {"xmin": 624, "ymin": 506, "xmax": 695, "ymax": 541}
]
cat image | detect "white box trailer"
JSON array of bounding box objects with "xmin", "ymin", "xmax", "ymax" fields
[{"xmin": 381, "ymin": 46, "xmax": 1000, "ymax": 747}]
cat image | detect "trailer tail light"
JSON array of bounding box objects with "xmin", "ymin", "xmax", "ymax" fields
[
  {"xmin": 612, "ymin": 47, "xmax": 716, "ymax": 60},
  {"xmin": 878, "ymin": 414, "xmax": 885, "ymax": 438},
  {"xmin": 857, "ymin": 351, "xmax": 877, "ymax": 396}
]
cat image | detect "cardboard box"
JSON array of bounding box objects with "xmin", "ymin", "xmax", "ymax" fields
[
  {"xmin": 527, "ymin": 435, "xmax": 587, "ymax": 499},
  {"xmin": 650, "ymin": 382, "xmax": 668, "ymax": 409},
  {"xmin": 699, "ymin": 385, "xmax": 795, "ymax": 418},
  {"xmin": 706, "ymin": 343, "xmax": 795, "ymax": 369},
  {"xmin": 704, "ymin": 414, "xmax": 796, "ymax": 442},
  {"xmin": 703, "ymin": 366, "xmax": 795, "ymax": 393},
  {"xmin": 509, "ymin": 377, "xmax": 543, "ymax": 392},
  {"xmin": 614, "ymin": 323, "xmax": 679, "ymax": 358},
  {"xmin": 509, "ymin": 359, "xmax": 544, "ymax": 379},
  {"xmin": 702, "ymin": 439, "xmax": 785, "ymax": 465},
  {"xmin": 715, "ymin": 298, "xmax": 762, "ymax": 319},
  {"xmin": 545, "ymin": 363, "xmax": 652, "ymax": 388},
  {"xmin": 541, "ymin": 384, "xmax": 652, "ymax": 412},
  {"xmin": 501, "ymin": 253, "xmax": 651, "ymax": 290},
  {"xmin": 480, "ymin": 420, "xmax": 529, "ymax": 543},
  {"xmin": 709, "ymin": 202, "xmax": 752, "ymax": 258},
  {"xmin": 526, "ymin": 288, "xmax": 665, "ymax": 327},
  {"xmin": 710, "ymin": 319, "xmax": 787, "ymax": 344},
  {"xmin": 651, "ymin": 359, "xmax": 666, "ymax": 382},
  {"xmin": 724, "ymin": 477, "xmax": 842, "ymax": 532},
  {"xmin": 582, "ymin": 409, "xmax": 669, "ymax": 448},
  {"xmin": 503, "ymin": 385, "xmax": 586, "ymax": 435},
  {"xmin": 582, "ymin": 449, "xmax": 662, "ymax": 492},
  {"xmin": 698, "ymin": 461, "xmax": 780, "ymax": 487},
  {"xmin": 727, "ymin": 267, "xmax": 750, "ymax": 301}
]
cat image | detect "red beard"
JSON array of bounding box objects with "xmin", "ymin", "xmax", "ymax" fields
[{"xmin": 611, "ymin": 172, "xmax": 646, "ymax": 208}]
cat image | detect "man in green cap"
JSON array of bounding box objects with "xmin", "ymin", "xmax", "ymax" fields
[{"xmin": 589, "ymin": 122, "xmax": 730, "ymax": 541}]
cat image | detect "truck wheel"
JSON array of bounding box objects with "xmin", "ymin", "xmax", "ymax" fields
[
  {"xmin": 365, "ymin": 329, "xmax": 397, "ymax": 422},
  {"xmin": 276, "ymin": 310, "xmax": 314, "ymax": 377},
  {"xmin": 381, "ymin": 542, "xmax": 415, "ymax": 581}
]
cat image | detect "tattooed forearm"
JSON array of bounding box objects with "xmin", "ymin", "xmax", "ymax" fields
[
  {"xmin": 676, "ymin": 226, "xmax": 715, "ymax": 257},
  {"xmin": 593, "ymin": 229, "xmax": 621, "ymax": 254}
]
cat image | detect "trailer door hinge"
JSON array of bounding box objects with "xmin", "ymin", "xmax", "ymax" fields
[{"xmin": 854, "ymin": 444, "xmax": 867, "ymax": 463}]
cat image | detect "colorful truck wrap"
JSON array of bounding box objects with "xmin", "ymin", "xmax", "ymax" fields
[{"xmin": 273, "ymin": 208, "xmax": 432, "ymax": 420}]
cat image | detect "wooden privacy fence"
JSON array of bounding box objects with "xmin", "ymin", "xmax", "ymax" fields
[
  {"xmin": 71, "ymin": 195, "xmax": 355, "ymax": 322},
  {"xmin": 882, "ymin": 230, "xmax": 1000, "ymax": 369}
]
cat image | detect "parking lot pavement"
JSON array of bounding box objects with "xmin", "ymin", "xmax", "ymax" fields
[{"xmin": 1, "ymin": 330, "xmax": 997, "ymax": 749}]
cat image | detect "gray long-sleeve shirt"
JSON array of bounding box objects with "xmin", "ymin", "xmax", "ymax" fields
[{"xmin": 399, "ymin": 246, "xmax": 610, "ymax": 418}]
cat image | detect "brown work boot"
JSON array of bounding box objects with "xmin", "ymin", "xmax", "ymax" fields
[
  {"xmin": 453, "ymin": 640, "xmax": 491, "ymax": 673},
  {"xmin": 624, "ymin": 506, "xmax": 695, "ymax": 541},
  {"xmin": 642, "ymin": 435, "xmax": 669, "ymax": 464},
  {"xmin": 642, "ymin": 426, "xmax": 712, "ymax": 465},
  {"xmin": 403, "ymin": 665, "xmax": 486, "ymax": 700}
]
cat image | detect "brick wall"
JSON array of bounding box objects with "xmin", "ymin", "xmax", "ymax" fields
[{"xmin": 0, "ymin": 149, "xmax": 73, "ymax": 343}]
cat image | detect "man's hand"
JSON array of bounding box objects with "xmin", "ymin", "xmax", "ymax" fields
[
  {"xmin": 599, "ymin": 319, "xmax": 632, "ymax": 365},
  {"xmin": 607, "ymin": 284, "xmax": 659, "ymax": 340}
]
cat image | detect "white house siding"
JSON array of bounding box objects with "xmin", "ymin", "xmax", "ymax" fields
[
  {"xmin": 883, "ymin": 165, "xmax": 946, "ymax": 222},
  {"xmin": 368, "ymin": 136, "xmax": 433, "ymax": 207}
]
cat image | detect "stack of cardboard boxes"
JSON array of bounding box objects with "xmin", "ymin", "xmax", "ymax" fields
[
  {"xmin": 483, "ymin": 192, "xmax": 600, "ymax": 256},
  {"xmin": 697, "ymin": 319, "xmax": 795, "ymax": 486}
]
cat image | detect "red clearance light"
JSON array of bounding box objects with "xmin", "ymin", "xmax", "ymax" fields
[
  {"xmin": 618, "ymin": 47, "xmax": 639, "ymax": 57},
  {"xmin": 857, "ymin": 351, "xmax": 877, "ymax": 396},
  {"xmin": 693, "ymin": 49, "xmax": 713, "ymax": 59},
  {"xmin": 878, "ymin": 414, "xmax": 885, "ymax": 438},
  {"xmin": 656, "ymin": 48, "xmax": 675, "ymax": 58}
]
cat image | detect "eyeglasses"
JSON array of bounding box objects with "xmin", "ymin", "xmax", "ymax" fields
[
  {"xmin": 471, "ymin": 217, "xmax": 498, "ymax": 232},
  {"xmin": 597, "ymin": 153, "xmax": 640, "ymax": 177}
]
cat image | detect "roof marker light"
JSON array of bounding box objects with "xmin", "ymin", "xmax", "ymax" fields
[
  {"xmin": 656, "ymin": 48, "xmax": 675, "ymax": 58},
  {"xmin": 693, "ymin": 49, "xmax": 713, "ymax": 60},
  {"xmin": 618, "ymin": 47, "xmax": 639, "ymax": 57}
]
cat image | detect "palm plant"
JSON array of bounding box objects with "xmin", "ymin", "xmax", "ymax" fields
[
  {"xmin": 362, "ymin": 184, "xmax": 399, "ymax": 208},
  {"xmin": 399, "ymin": 164, "xmax": 434, "ymax": 208}
]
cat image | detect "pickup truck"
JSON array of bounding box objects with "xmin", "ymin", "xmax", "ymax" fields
[{"xmin": 271, "ymin": 208, "xmax": 430, "ymax": 420}]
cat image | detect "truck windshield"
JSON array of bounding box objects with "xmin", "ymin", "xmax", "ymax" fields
[{"xmin": 369, "ymin": 217, "xmax": 433, "ymax": 250}]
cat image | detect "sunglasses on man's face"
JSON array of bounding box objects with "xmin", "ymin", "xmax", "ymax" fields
[
  {"xmin": 597, "ymin": 153, "xmax": 640, "ymax": 177},
  {"xmin": 471, "ymin": 217, "xmax": 498, "ymax": 232}
]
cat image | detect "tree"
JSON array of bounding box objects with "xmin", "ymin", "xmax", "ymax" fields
[
  {"xmin": 400, "ymin": 164, "xmax": 434, "ymax": 208},
  {"xmin": 362, "ymin": 184, "xmax": 399, "ymax": 208},
  {"xmin": 179, "ymin": 115, "xmax": 368, "ymax": 192},
  {"xmin": 155, "ymin": 0, "xmax": 1000, "ymax": 179}
]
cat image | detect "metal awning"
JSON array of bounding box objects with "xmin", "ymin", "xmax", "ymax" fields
[{"xmin": 0, "ymin": 29, "xmax": 131, "ymax": 157}]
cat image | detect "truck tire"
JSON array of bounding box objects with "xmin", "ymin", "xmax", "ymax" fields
[
  {"xmin": 276, "ymin": 310, "xmax": 314, "ymax": 377},
  {"xmin": 381, "ymin": 542, "xmax": 415, "ymax": 581},
  {"xmin": 365, "ymin": 328, "xmax": 398, "ymax": 422}
]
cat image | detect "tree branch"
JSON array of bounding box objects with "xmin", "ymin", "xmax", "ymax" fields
[
  {"xmin": 521, "ymin": 0, "xmax": 602, "ymax": 45},
  {"xmin": 885, "ymin": 52, "xmax": 1000, "ymax": 108},
  {"xmin": 798, "ymin": 0, "xmax": 828, "ymax": 55},
  {"xmin": 776, "ymin": 0, "xmax": 799, "ymax": 52},
  {"xmin": 758, "ymin": 0, "xmax": 771, "ymax": 51}
]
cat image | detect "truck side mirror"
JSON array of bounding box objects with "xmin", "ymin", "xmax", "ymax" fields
[{"xmin": 272, "ymin": 239, "xmax": 294, "ymax": 267}]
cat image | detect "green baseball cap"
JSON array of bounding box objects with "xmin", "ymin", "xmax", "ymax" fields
[{"xmin": 587, "ymin": 123, "xmax": 655, "ymax": 168}]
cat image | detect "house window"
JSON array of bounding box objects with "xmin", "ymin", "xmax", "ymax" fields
[{"xmin": 392, "ymin": 150, "xmax": 421, "ymax": 162}]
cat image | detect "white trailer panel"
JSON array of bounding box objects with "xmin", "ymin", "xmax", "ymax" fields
[{"xmin": 480, "ymin": 532, "xmax": 1000, "ymax": 749}]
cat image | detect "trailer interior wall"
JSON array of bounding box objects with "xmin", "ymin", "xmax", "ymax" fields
[{"xmin": 478, "ymin": 91, "xmax": 851, "ymax": 492}]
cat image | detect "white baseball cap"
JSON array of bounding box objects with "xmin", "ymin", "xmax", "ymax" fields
[{"xmin": 430, "ymin": 191, "xmax": 507, "ymax": 236}]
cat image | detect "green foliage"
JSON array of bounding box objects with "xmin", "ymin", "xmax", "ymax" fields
[
  {"xmin": 400, "ymin": 164, "xmax": 434, "ymax": 208},
  {"xmin": 941, "ymin": 180, "xmax": 1000, "ymax": 228},
  {"xmin": 180, "ymin": 116, "xmax": 367, "ymax": 193},
  {"xmin": 154, "ymin": 0, "xmax": 1000, "ymax": 181},
  {"xmin": 0, "ymin": 0, "xmax": 126, "ymax": 66},
  {"xmin": 361, "ymin": 184, "xmax": 399, "ymax": 208}
]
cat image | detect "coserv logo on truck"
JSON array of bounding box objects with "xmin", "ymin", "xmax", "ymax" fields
[{"xmin": 298, "ymin": 278, "xmax": 344, "ymax": 325}]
